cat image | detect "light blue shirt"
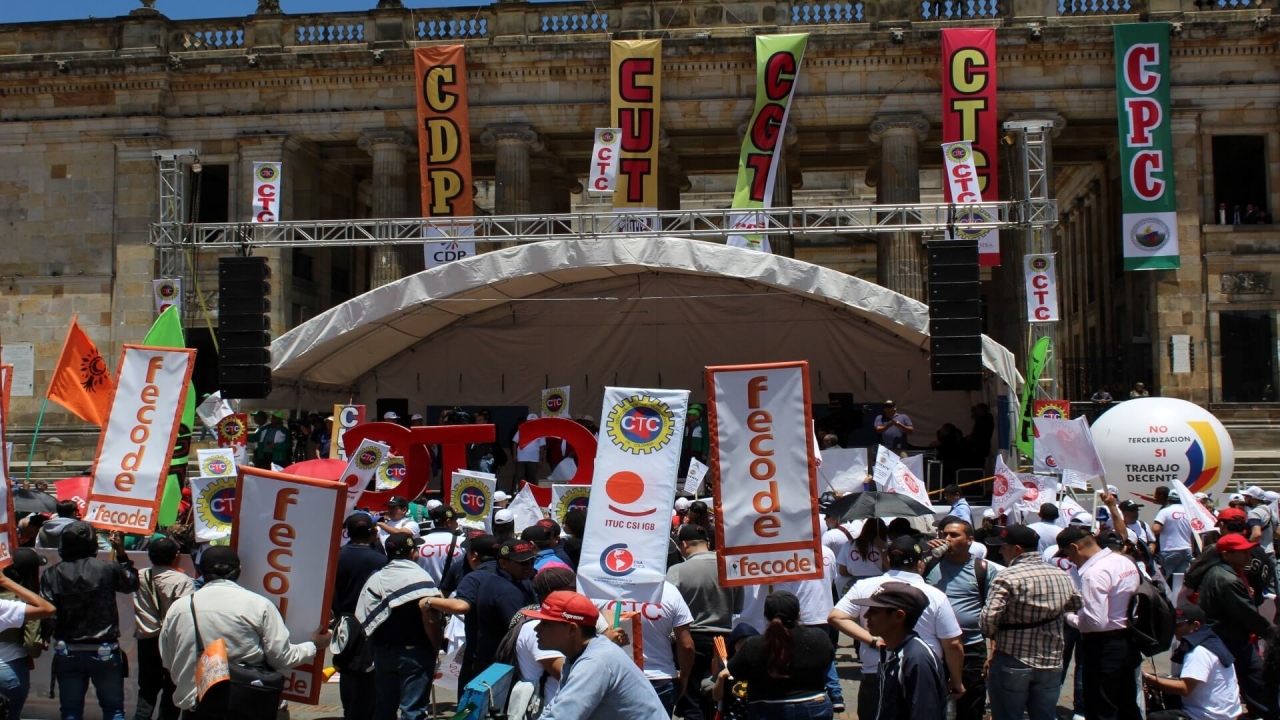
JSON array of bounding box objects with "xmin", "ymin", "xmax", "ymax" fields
[
  {"xmin": 541, "ymin": 635, "xmax": 669, "ymax": 720},
  {"xmin": 949, "ymin": 498, "xmax": 973, "ymax": 525},
  {"xmin": 925, "ymin": 555, "xmax": 1001, "ymax": 645}
]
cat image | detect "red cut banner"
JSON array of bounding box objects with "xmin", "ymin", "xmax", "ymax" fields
[{"xmin": 941, "ymin": 29, "xmax": 999, "ymax": 266}]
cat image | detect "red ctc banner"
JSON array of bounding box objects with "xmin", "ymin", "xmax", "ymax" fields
[{"xmin": 941, "ymin": 28, "xmax": 999, "ymax": 266}]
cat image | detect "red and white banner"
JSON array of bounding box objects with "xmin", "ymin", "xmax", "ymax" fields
[
  {"xmin": 941, "ymin": 29, "xmax": 999, "ymax": 266},
  {"xmin": 872, "ymin": 445, "xmax": 932, "ymax": 509},
  {"xmin": 232, "ymin": 466, "xmax": 345, "ymax": 705},
  {"xmin": 450, "ymin": 470, "xmax": 496, "ymax": 531},
  {"xmin": 707, "ymin": 362, "xmax": 821, "ymax": 587},
  {"xmin": 1171, "ymin": 477, "xmax": 1218, "ymax": 536},
  {"xmin": 588, "ymin": 128, "xmax": 622, "ymax": 194},
  {"xmin": 991, "ymin": 455, "xmax": 1028, "ymax": 516},
  {"xmin": 339, "ymin": 438, "xmax": 390, "ymax": 518},
  {"xmin": 1014, "ymin": 473, "xmax": 1059, "ymax": 515},
  {"xmin": 1033, "ymin": 417, "xmax": 1106, "ymax": 479},
  {"xmin": 577, "ymin": 387, "xmax": 689, "ymax": 603},
  {"xmin": 54, "ymin": 477, "xmax": 91, "ymax": 518},
  {"xmin": 251, "ymin": 162, "xmax": 282, "ymax": 224},
  {"xmin": 152, "ymin": 278, "xmax": 181, "ymax": 317},
  {"xmin": 330, "ymin": 404, "xmax": 366, "ymax": 460},
  {"xmin": 86, "ymin": 346, "xmax": 195, "ymax": 534},
  {"xmin": 941, "ymin": 141, "xmax": 998, "ymax": 261},
  {"xmin": 1024, "ymin": 254, "xmax": 1060, "ymax": 322}
]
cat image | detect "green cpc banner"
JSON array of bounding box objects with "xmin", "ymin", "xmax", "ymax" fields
[
  {"xmin": 726, "ymin": 33, "xmax": 808, "ymax": 253},
  {"xmin": 1114, "ymin": 23, "xmax": 1178, "ymax": 271}
]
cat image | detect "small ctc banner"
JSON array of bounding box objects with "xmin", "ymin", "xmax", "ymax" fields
[
  {"xmin": 197, "ymin": 448, "xmax": 237, "ymax": 478},
  {"xmin": 707, "ymin": 361, "xmax": 822, "ymax": 587},
  {"xmin": 941, "ymin": 28, "xmax": 999, "ymax": 266},
  {"xmin": 588, "ymin": 129, "xmax": 622, "ymax": 194},
  {"xmin": 152, "ymin": 279, "xmax": 182, "ymax": 317},
  {"xmin": 450, "ymin": 470, "xmax": 496, "ymax": 531},
  {"xmin": 376, "ymin": 456, "xmax": 407, "ymax": 490},
  {"xmin": 329, "ymin": 404, "xmax": 366, "ymax": 460},
  {"xmin": 1032, "ymin": 399, "xmax": 1071, "ymax": 420},
  {"xmin": 232, "ymin": 466, "xmax": 345, "ymax": 705},
  {"xmin": 250, "ymin": 162, "xmax": 282, "ymax": 224},
  {"xmin": 541, "ymin": 386, "xmax": 572, "ymax": 418},
  {"xmin": 191, "ymin": 474, "xmax": 236, "ymax": 542},
  {"xmin": 340, "ymin": 438, "xmax": 390, "ymax": 517},
  {"xmin": 578, "ymin": 387, "xmax": 689, "ymax": 603},
  {"xmin": 1023, "ymin": 253, "xmax": 1059, "ymax": 322},
  {"xmin": 551, "ymin": 485, "xmax": 591, "ymax": 527},
  {"xmin": 86, "ymin": 345, "xmax": 195, "ymax": 534}
]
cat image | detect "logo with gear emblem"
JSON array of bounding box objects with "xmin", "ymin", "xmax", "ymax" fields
[{"xmin": 606, "ymin": 395, "xmax": 676, "ymax": 455}]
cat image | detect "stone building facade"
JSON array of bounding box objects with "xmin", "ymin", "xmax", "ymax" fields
[{"xmin": 1, "ymin": 0, "xmax": 1278, "ymax": 450}]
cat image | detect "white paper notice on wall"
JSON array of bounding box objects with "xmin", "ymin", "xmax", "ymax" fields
[
  {"xmin": 1171, "ymin": 334, "xmax": 1192, "ymax": 374},
  {"xmin": 1, "ymin": 345, "xmax": 34, "ymax": 397}
]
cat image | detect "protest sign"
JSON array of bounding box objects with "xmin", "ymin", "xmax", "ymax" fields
[
  {"xmin": 707, "ymin": 362, "xmax": 820, "ymax": 586},
  {"xmin": 196, "ymin": 448, "xmax": 237, "ymax": 478},
  {"xmin": 376, "ymin": 456, "xmax": 407, "ymax": 490},
  {"xmin": 86, "ymin": 346, "xmax": 194, "ymax": 534},
  {"xmin": 683, "ymin": 457, "xmax": 709, "ymax": 497},
  {"xmin": 551, "ymin": 485, "xmax": 591, "ymax": 527},
  {"xmin": 873, "ymin": 445, "xmax": 932, "ymax": 509},
  {"xmin": 339, "ymin": 439, "xmax": 390, "ymax": 517},
  {"xmin": 578, "ymin": 387, "xmax": 688, "ymax": 602},
  {"xmin": 1033, "ymin": 417, "xmax": 1106, "ymax": 480},
  {"xmin": 817, "ymin": 447, "xmax": 867, "ymax": 495},
  {"xmin": 507, "ymin": 484, "xmax": 545, "ymax": 534},
  {"xmin": 541, "ymin": 386, "xmax": 572, "ymax": 418},
  {"xmin": 191, "ymin": 475, "xmax": 235, "ymax": 542},
  {"xmin": 450, "ymin": 470, "xmax": 497, "ymax": 531},
  {"xmin": 55, "ymin": 477, "xmax": 90, "ymax": 518},
  {"xmin": 991, "ymin": 455, "xmax": 1028, "ymax": 516},
  {"xmin": 232, "ymin": 466, "xmax": 345, "ymax": 704}
]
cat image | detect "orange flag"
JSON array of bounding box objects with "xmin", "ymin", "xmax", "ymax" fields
[{"xmin": 47, "ymin": 317, "xmax": 114, "ymax": 427}]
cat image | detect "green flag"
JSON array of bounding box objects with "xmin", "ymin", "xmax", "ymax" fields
[
  {"xmin": 1015, "ymin": 337, "xmax": 1052, "ymax": 458},
  {"xmin": 143, "ymin": 306, "xmax": 194, "ymax": 526}
]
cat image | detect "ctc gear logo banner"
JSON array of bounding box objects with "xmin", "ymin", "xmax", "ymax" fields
[{"xmin": 606, "ymin": 395, "xmax": 677, "ymax": 455}]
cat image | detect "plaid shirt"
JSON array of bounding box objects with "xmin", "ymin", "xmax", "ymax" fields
[{"xmin": 979, "ymin": 552, "xmax": 1082, "ymax": 669}]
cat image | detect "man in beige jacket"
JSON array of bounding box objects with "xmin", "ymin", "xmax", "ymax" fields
[{"xmin": 134, "ymin": 538, "xmax": 193, "ymax": 720}]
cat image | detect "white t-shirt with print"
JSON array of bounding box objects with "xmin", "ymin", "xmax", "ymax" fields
[
  {"xmin": 738, "ymin": 547, "xmax": 838, "ymax": 631},
  {"xmin": 593, "ymin": 581, "xmax": 693, "ymax": 681},
  {"xmin": 0, "ymin": 600, "xmax": 26, "ymax": 663},
  {"xmin": 513, "ymin": 430, "xmax": 545, "ymax": 463},
  {"xmin": 415, "ymin": 529, "xmax": 464, "ymax": 586},
  {"xmin": 1178, "ymin": 644, "xmax": 1243, "ymax": 720},
  {"xmin": 835, "ymin": 569, "xmax": 962, "ymax": 675},
  {"xmin": 822, "ymin": 521, "xmax": 862, "ymax": 559},
  {"xmin": 1154, "ymin": 504, "xmax": 1194, "ymax": 552},
  {"xmin": 838, "ymin": 539, "xmax": 885, "ymax": 579},
  {"xmin": 377, "ymin": 515, "xmax": 421, "ymax": 547}
]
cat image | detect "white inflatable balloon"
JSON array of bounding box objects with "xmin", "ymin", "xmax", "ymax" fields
[{"xmin": 1091, "ymin": 398, "xmax": 1233, "ymax": 513}]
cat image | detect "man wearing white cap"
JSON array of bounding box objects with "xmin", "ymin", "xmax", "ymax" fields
[
  {"xmin": 493, "ymin": 491, "xmax": 511, "ymax": 509},
  {"xmin": 383, "ymin": 411, "xmax": 400, "ymax": 421},
  {"xmin": 512, "ymin": 414, "xmax": 545, "ymax": 486}
]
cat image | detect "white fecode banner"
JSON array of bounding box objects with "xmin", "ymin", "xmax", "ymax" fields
[
  {"xmin": 152, "ymin": 278, "xmax": 181, "ymax": 317},
  {"xmin": 1024, "ymin": 254, "xmax": 1060, "ymax": 322},
  {"xmin": 450, "ymin": 470, "xmax": 496, "ymax": 531},
  {"xmin": 707, "ymin": 362, "xmax": 822, "ymax": 586},
  {"xmin": 86, "ymin": 345, "xmax": 195, "ymax": 534},
  {"xmin": 340, "ymin": 438, "xmax": 390, "ymax": 518},
  {"xmin": 232, "ymin": 466, "xmax": 345, "ymax": 705},
  {"xmin": 251, "ymin": 162, "xmax": 282, "ymax": 224},
  {"xmin": 587, "ymin": 128, "xmax": 622, "ymax": 194},
  {"xmin": 941, "ymin": 141, "xmax": 999, "ymax": 264},
  {"xmin": 577, "ymin": 387, "xmax": 689, "ymax": 603}
]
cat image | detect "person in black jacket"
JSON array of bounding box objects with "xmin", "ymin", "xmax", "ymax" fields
[
  {"xmin": 726, "ymin": 591, "xmax": 835, "ymax": 719},
  {"xmin": 39, "ymin": 521, "xmax": 138, "ymax": 720},
  {"xmin": 1185, "ymin": 507, "xmax": 1273, "ymax": 605},
  {"xmin": 1196, "ymin": 532, "xmax": 1273, "ymax": 719},
  {"xmin": 332, "ymin": 513, "xmax": 388, "ymax": 720},
  {"xmin": 849, "ymin": 582, "xmax": 947, "ymax": 720}
]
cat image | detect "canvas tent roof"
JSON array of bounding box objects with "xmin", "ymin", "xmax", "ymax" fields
[{"xmin": 268, "ymin": 237, "xmax": 1021, "ymax": 434}]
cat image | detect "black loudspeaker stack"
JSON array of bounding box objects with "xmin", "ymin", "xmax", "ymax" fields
[
  {"xmin": 928, "ymin": 241, "xmax": 983, "ymax": 391},
  {"xmin": 217, "ymin": 256, "xmax": 273, "ymax": 399}
]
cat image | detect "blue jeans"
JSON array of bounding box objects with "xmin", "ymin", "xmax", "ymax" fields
[
  {"xmin": 817, "ymin": 626, "xmax": 844, "ymax": 705},
  {"xmin": 651, "ymin": 679, "xmax": 676, "ymax": 716},
  {"xmin": 986, "ymin": 651, "xmax": 1062, "ymax": 720},
  {"xmin": 0, "ymin": 657, "xmax": 31, "ymax": 720},
  {"xmin": 747, "ymin": 696, "xmax": 834, "ymax": 720},
  {"xmin": 372, "ymin": 644, "xmax": 437, "ymax": 720},
  {"xmin": 1061, "ymin": 625, "xmax": 1086, "ymax": 715},
  {"xmin": 1159, "ymin": 549, "xmax": 1192, "ymax": 581},
  {"xmin": 54, "ymin": 647, "xmax": 126, "ymax": 720}
]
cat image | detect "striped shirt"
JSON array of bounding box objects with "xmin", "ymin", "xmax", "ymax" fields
[{"xmin": 979, "ymin": 551, "xmax": 1082, "ymax": 669}]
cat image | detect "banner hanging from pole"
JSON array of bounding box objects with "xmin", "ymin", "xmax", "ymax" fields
[
  {"xmin": 330, "ymin": 405, "xmax": 366, "ymax": 460},
  {"xmin": 86, "ymin": 345, "xmax": 195, "ymax": 534},
  {"xmin": 941, "ymin": 28, "xmax": 999, "ymax": 266},
  {"xmin": 578, "ymin": 387, "xmax": 688, "ymax": 603},
  {"xmin": 1114, "ymin": 23, "xmax": 1179, "ymax": 271},
  {"xmin": 588, "ymin": 128, "xmax": 622, "ymax": 195},
  {"xmin": 727, "ymin": 34, "xmax": 809, "ymax": 253},
  {"xmin": 707, "ymin": 362, "xmax": 822, "ymax": 586},
  {"xmin": 415, "ymin": 45, "xmax": 476, "ymax": 262},
  {"xmin": 1015, "ymin": 337, "xmax": 1051, "ymax": 459},
  {"xmin": 250, "ymin": 163, "xmax": 282, "ymax": 224},
  {"xmin": 1024, "ymin": 254, "xmax": 1060, "ymax": 322},
  {"xmin": 0, "ymin": 367, "xmax": 12, "ymax": 568},
  {"xmin": 940, "ymin": 141, "xmax": 996, "ymax": 256},
  {"xmin": 339, "ymin": 438, "xmax": 390, "ymax": 518},
  {"xmin": 609, "ymin": 40, "xmax": 662, "ymax": 231},
  {"xmin": 232, "ymin": 466, "xmax": 345, "ymax": 705}
]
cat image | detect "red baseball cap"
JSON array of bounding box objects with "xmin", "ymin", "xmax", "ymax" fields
[
  {"xmin": 1216, "ymin": 533, "xmax": 1258, "ymax": 553},
  {"xmin": 1217, "ymin": 507, "xmax": 1248, "ymax": 523},
  {"xmin": 521, "ymin": 590, "xmax": 600, "ymax": 628}
]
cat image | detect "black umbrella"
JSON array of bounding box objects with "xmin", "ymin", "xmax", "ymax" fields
[
  {"xmin": 13, "ymin": 488, "xmax": 57, "ymax": 514},
  {"xmin": 827, "ymin": 490, "xmax": 935, "ymax": 522}
]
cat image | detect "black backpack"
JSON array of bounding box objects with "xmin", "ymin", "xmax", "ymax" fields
[{"xmin": 1128, "ymin": 573, "xmax": 1175, "ymax": 657}]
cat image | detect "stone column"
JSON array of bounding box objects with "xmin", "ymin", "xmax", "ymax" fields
[
  {"xmin": 657, "ymin": 129, "xmax": 689, "ymax": 212},
  {"xmin": 869, "ymin": 114, "xmax": 930, "ymax": 300},
  {"xmin": 482, "ymin": 125, "xmax": 543, "ymax": 216},
  {"xmin": 529, "ymin": 157, "xmax": 575, "ymax": 215},
  {"xmin": 358, "ymin": 131, "xmax": 412, "ymax": 287}
]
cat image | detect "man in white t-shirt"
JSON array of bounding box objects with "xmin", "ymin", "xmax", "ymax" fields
[
  {"xmin": 829, "ymin": 535, "xmax": 965, "ymax": 720},
  {"xmin": 1118, "ymin": 500, "xmax": 1156, "ymax": 552},
  {"xmin": 1142, "ymin": 604, "xmax": 1242, "ymax": 720},
  {"xmin": 1027, "ymin": 503, "xmax": 1064, "ymax": 553},
  {"xmin": 416, "ymin": 506, "xmax": 463, "ymax": 586},
  {"xmin": 1153, "ymin": 492, "xmax": 1195, "ymax": 580},
  {"xmin": 593, "ymin": 581, "xmax": 695, "ymax": 715},
  {"xmin": 376, "ymin": 496, "xmax": 421, "ymax": 547},
  {"xmin": 512, "ymin": 414, "xmax": 545, "ymax": 486}
]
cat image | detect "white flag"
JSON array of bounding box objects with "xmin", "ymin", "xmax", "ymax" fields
[
  {"xmin": 1055, "ymin": 494, "xmax": 1088, "ymax": 528},
  {"xmin": 1171, "ymin": 477, "xmax": 1218, "ymax": 536},
  {"xmin": 507, "ymin": 484, "xmax": 545, "ymax": 535},
  {"xmin": 195, "ymin": 391, "xmax": 234, "ymax": 432},
  {"xmin": 1033, "ymin": 417, "xmax": 1106, "ymax": 479},
  {"xmin": 587, "ymin": 128, "xmax": 622, "ymax": 194},
  {"xmin": 1014, "ymin": 473, "xmax": 1059, "ymax": 515},
  {"xmin": 873, "ymin": 446, "xmax": 931, "ymax": 509},
  {"xmin": 991, "ymin": 455, "xmax": 1028, "ymax": 516},
  {"xmin": 683, "ymin": 457, "xmax": 709, "ymax": 497},
  {"xmin": 817, "ymin": 447, "xmax": 868, "ymax": 495}
]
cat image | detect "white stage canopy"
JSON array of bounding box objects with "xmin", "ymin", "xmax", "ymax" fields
[{"xmin": 267, "ymin": 237, "xmax": 1021, "ymax": 435}]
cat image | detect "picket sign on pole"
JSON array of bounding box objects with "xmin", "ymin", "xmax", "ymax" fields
[{"xmin": 450, "ymin": 470, "xmax": 497, "ymax": 532}]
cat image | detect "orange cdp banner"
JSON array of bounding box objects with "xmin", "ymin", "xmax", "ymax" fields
[
  {"xmin": 232, "ymin": 466, "xmax": 345, "ymax": 704},
  {"xmin": 414, "ymin": 45, "xmax": 473, "ymax": 219},
  {"xmin": 610, "ymin": 40, "xmax": 662, "ymax": 215},
  {"xmin": 941, "ymin": 29, "xmax": 1000, "ymax": 266}
]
